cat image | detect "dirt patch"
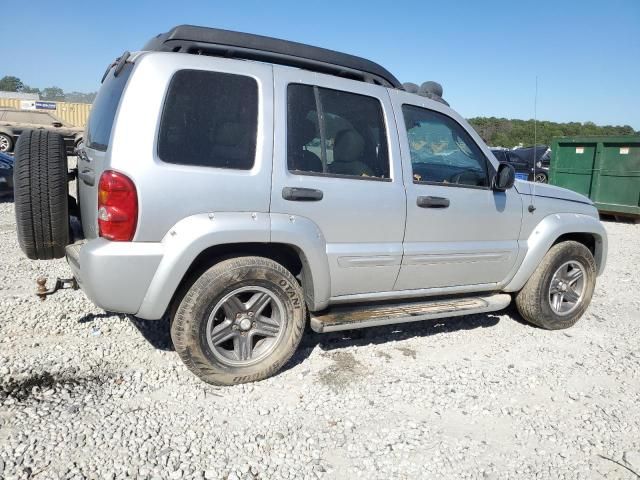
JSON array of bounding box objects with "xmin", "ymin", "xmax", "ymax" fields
[
  {"xmin": 317, "ymin": 351, "xmax": 367, "ymax": 391},
  {"xmin": 0, "ymin": 371, "xmax": 106, "ymax": 401},
  {"xmin": 396, "ymin": 346, "xmax": 417, "ymax": 359}
]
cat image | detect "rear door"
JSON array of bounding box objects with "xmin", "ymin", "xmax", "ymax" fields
[
  {"xmin": 270, "ymin": 67, "xmax": 406, "ymax": 298},
  {"xmin": 390, "ymin": 90, "xmax": 522, "ymax": 292}
]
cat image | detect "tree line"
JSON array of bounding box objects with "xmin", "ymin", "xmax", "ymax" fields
[
  {"xmin": 0, "ymin": 75, "xmax": 97, "ymax": 104},
  {"xmin": 2, "ymin": 75, "xmax": 638, "ymax": 143},
  {"xmin": 468, "ymin": 117, "xmax": 638, "ymax": 148}
]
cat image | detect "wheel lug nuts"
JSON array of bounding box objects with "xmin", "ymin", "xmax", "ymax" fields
[{"xmin": 248, "ymin": 312, "xmax": 254, "ymax": 317}]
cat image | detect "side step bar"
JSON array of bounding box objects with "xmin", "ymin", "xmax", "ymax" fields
[{"xmin": 310, "ymin": 293, "xmax": 511, "ymax": 333}]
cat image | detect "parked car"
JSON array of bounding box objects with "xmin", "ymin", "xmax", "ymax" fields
[
  {"xmin": 13, "ymin": 25, "xmax": 607, "ymax": 386},
  {"xmin": 0, "ymin": 151, "xmax": 13, "ymax": 197},
  {"xmin": 0, "ymin": 108, "xmax": 83, "ymax": 156},
  {"xmin": 491, "ymin": 146, "xmax": 550, "ymax": 183}
]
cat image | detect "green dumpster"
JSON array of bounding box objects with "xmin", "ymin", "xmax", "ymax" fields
[{"xmin": 550, "ymin": 135, "xmax": 640, "ymax": 218}]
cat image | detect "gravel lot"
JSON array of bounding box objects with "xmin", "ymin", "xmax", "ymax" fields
[{"xmin": 1, "ymin": 199, "xmax": 639, "ymax": 480}]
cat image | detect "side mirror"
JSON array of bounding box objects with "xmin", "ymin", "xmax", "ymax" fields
[{"xmin": 493, "ymin": 162, "xmax": 515, "ymax": 191}]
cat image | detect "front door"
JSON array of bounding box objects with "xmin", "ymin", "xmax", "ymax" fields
[
  {"xmin": 270, "ymin": 67, "xmax": 406, "ymax": 298},
  {"xmin": 390, "ymin": 91, "xmax": 522, "ymax": 292}
]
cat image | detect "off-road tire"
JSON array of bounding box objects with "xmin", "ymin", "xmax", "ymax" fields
[
  {"xmin": 14, "ymin": 130, "xmax": 70, "ymax": 260},
  {"xmin": 171, "ymin": 256, "xmax": 306, "ymax": 386},
  {"xmin": 515, "ymin": 241, "xmax": 596, "ymax": 330}
]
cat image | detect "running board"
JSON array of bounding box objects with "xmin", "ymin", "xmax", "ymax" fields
[{"xmin": 310, "ymin": 293, "xmax": 511, "ymax": 333}]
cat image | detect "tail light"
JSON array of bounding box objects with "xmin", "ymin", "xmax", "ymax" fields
[{"xmin": 98, "ymin": 170, "xmax": 138, "ymax": 241}]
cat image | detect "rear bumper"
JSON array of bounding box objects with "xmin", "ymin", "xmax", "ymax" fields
[{"xmin": 66, "ymin": 238, "xmax": 163, "ymax": 315}]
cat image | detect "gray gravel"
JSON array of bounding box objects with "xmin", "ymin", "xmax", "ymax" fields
[{"xmin": 1, "ymin": 199, "xmax": 639, "ymax": 480}]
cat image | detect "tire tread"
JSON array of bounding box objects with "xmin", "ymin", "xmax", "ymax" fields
[{"xmin": 14, "ymin": 130, "xmax": 69, "ymax": 260}]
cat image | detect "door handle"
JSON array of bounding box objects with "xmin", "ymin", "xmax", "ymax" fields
[
  {"xmin": 282, "ymin": 187, "xmax": 323, "ymax": 202},
  {"xmin": 417, "ymin": 196, "xmax": 449, "ymax": 208}
]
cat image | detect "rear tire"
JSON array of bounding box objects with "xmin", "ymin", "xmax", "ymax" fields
[
  {"xmin": 14, "ymin": 130, "xmax": 70, "ymax": 260},
  {"xmin": 515, "ymin": 241, "xmax": 596, "ymax": 330},
  {"xmin": 171, "ymin": 256, "xmax": 306, "ymax": 386}
]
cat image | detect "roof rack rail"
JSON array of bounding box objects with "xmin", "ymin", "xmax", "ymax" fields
[{"xmin": 143, "ymin": 25, "xmax": 403, "ymax": 89}]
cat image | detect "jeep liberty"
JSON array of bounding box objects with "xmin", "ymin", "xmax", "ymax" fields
[{"xmin": 13, "ymin": 25, "xmax": 607, "ymax": 385}]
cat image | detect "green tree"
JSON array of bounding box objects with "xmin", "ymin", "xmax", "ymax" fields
[
  {"xmin": 0, "ymin": 75, "xmax": 24, "ymax": 92},
  {"xmin": 467, "ymin": 117, "xmax": 639, "ymax": 148},
  {"xmin": 22, "ymin": 85, "xmax": 41, "ymax": 95},
  {"xmin": 64, "ymin": 91, "xmax": 97, "ymax": 103},
  {"xmin": 41, "ymin": 87, "xmax": 65, "ymax": 101}
]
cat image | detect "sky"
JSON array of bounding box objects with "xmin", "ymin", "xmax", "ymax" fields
[{"xmin": 2, "ymin": 0, "xmax": 639, "ymax": 129}]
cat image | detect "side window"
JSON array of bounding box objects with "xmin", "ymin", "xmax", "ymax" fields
[
  {"xmin": 158, "ymin": 70, "xmax": 258, "ymax": 170},
  {"xmin": 402, "ymin": 105, "xmax": 490, "ymax": 188},
  {"xmin": 287, "ymin": 84, "xmax": 390, "ymax": 180}
]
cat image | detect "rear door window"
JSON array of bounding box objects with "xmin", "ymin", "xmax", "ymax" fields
[
  {"xmin": 86, "ymin": 63, "xmax": 133, "ymax": 151},
  {"xmin": 287, "ymin": 84, "xmax": 390, "ymax": 180},
  {"xmin": 158, "ymin": 70, "xmax": 258, "ymax": 170}
]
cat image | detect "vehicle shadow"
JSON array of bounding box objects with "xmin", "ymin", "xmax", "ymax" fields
[
  {"xmin": 78, "ymin": 312, "xmax": 114, "ymax": 323},
  {"xmin": 282, "ymin": 310, "xmax": 504, "ymax": 373},
  {"xmin": 129, "ymin": 315, "xmax": 174, "ymax": 351},
  {"xmin": 78, "ymin": 312, "xmax": 175, "ymax": 351},
  {"xmin": 125, "ymin": 308, "xmax": 524, "ymax": 367}
]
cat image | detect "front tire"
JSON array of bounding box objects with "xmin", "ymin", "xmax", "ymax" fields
[
  {"xmin": 515, "ymin": 241, "xmax": 596, "ymax": 330},
  {"xmin": 171, "ymin": 256, "xmax": 306, "ymax": 386}
]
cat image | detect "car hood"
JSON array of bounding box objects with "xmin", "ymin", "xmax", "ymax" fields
[{"xmin": 514, "ymin": 180, "xmax": 592, "ymax": 205}]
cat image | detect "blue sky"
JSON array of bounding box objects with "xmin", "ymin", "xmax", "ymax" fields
[{"xmin": 3, "ymin": 0, "xmax": 639, "ymax": 128}]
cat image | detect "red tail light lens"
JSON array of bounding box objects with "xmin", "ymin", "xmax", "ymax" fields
[{"xmin": 98, "ymin": 170, "xmax": 138, "ymax": 241}]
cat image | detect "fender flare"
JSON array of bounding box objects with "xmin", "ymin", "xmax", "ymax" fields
[
  {"xmin": 503, "ymin": 213, "xmax": 607, "ymax": 292},
  {"xmin": 0, "ymin": 127, "xmax": 14, "ymax": 138},
  {"xmin": 135, "ymin": 212, "xmax": 330, "ymax": 320}
]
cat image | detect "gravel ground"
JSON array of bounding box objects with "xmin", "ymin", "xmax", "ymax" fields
[{"xmin": 1, "ymin": 199, "xmax": 639, "ymax": 480}]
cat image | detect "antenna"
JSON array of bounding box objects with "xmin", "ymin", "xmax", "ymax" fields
[{"xmin": 528, "ymin": 76, "xmax": 538, "ymax": 213}]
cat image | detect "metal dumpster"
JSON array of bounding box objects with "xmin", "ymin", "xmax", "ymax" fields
[{"xmin": 550, "ymin": 136, "xmax": 640, "ymax": 218}]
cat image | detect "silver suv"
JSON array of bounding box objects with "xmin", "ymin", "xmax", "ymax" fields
[{"xmin": 13, "ymin": 26, "xmax": 607, "ymax": 386}]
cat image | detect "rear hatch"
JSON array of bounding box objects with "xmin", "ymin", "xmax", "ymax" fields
[{"xmin": 78, "ymin": 60, "xmax": 133, "ymax": 238}]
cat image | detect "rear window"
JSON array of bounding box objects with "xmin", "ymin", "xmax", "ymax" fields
[
  {"xmin": 158, "ymin": 70, "xmax": 258, "ymax": 170},
  {"xmin": 86, "ymin": 63, "xmax": 133, "ymax": 151}
]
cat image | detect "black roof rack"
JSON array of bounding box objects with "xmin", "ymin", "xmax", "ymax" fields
[{"xmin": 143, "ymin": 25, "xmax": 403, "ymax": 89}]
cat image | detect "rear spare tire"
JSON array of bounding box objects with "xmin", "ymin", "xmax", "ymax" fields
[{"xmin": 14, "ymin": 130, "xmax": 70, "ymax": 260}]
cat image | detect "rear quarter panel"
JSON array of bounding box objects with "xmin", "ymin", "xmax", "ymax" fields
[{"xmin": 108, "ymin": 52, "xmax": 274, "ymax": 241}]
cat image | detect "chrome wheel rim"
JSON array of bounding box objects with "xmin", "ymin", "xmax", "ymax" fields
[
  {"xmin": 548, "ymin": 261, "xmax": 586, "ymax": 316},
  {"xmin": 534, "ymin": 173, "xmax": 547, "ymax": 183},
  {"xmin": 0, "ymin": 135, "xmax": 9, "ymax": 152},
  {"xmin": 206, "ymin": 286, "xmax": 286, "ymax": 367}
]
